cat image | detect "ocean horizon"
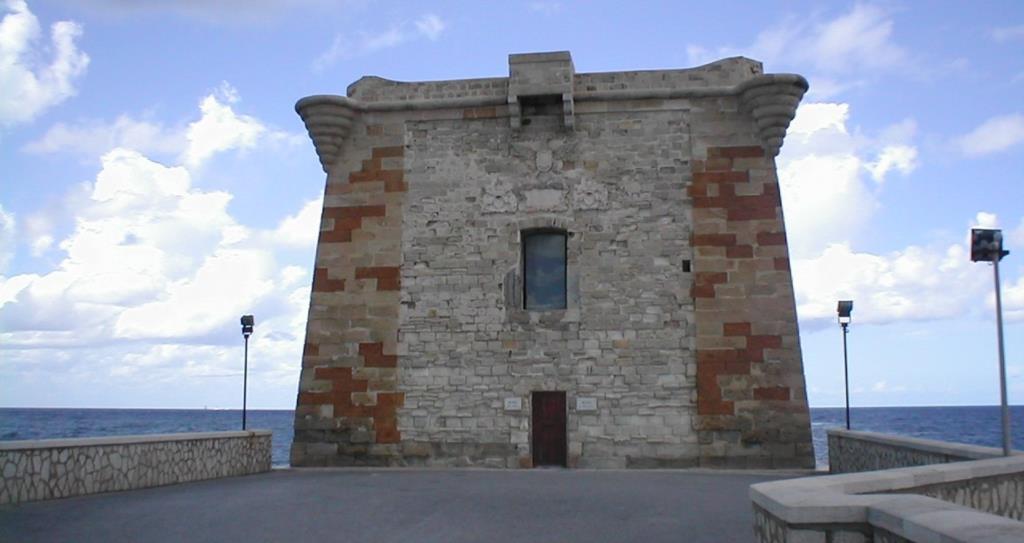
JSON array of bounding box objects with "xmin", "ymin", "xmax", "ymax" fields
[{"xmin": 4, "ymin": 405, "xmax": 1024, "ymax": 468}]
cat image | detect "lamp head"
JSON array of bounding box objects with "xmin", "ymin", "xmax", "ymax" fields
[
  {"xmin": 971, "ymin": 228, "xmax": 1009, "ymax": 262},
  {"xmin": 837, "ymin": 300, "xmax": 853, "ymax": 326},
  {"xmin": 240, "ymin": 314, "xmax": 254, "ymax": 337}
]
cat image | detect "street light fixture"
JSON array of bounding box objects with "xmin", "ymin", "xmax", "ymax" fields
[
  {"xmin": 240, "ymin": 315, "xmax": 254, "ymax": 431},
  {"xmin": 837, "ymin": 300, "xmax": 853, "ymax": 430},
  {"xmin": 970, "ymin": 228, "xmax": 1011, "ymax": 456}
]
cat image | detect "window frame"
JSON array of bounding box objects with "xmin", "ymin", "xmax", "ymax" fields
[{"xmin": 521, "ymin": 229, "xmax": 568, "ymax": 311}]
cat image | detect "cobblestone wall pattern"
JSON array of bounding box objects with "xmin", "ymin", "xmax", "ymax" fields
[{"xmin": 0, "ymin": 431, "xmax": 271, "ymax": 504}]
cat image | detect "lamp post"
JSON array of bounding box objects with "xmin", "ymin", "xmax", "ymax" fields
[
  {"xmin": 970, "ymin": 228, "xmax": 1011, "ymax": 456},
  {"xmin": 837, "ymin": 300, "xmax": 853, "ymax": 430},
  {"xmin": 240, "ymin": 315, "xmax": 254, "ymax": 431}
]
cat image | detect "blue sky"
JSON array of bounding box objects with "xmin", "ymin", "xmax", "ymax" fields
[{"xmin": 0, "ymin": 0, "xmax": 1022, "ymax": 409}]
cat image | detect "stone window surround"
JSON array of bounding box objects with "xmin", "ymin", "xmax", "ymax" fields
[{"xmin": 505, "ymin": 216, "xmax": 581, "ymax": 326}]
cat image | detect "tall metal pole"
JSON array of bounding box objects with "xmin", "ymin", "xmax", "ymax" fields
[
  {"xmin": 994, "ymin": 258, "xmax": 1010, "ymax": 456},
  {"xmin": 243, "ymin": 335, "xmax": 249, "ymax": 431},
  {"xmin": 842, "ymin": 323, "xmax": 850, "ymax": 430}
]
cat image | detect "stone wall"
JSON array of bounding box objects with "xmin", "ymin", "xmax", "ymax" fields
[
  {"xmin": 292, "ymin": 51, "xmax": 814, "ymax": 469},
  {"xmin": 0, "ymin": 431, "xmax": 271, "ymax": 504},
  {"xmin": 750, "ymin": 431, "xmax": 1024, "ymax": 542},
  {"xmin": 828, "ymin": 429, "xmax": 1003, "ymax": 474}
]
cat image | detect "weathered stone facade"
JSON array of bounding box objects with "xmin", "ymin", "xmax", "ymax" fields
[{"xmin": 291, "ymin": 51, "xmax": 813, "ymax": 468}]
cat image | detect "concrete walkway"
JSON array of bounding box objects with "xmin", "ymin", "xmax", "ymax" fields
[{"xmin": 0, "ymin": 468, "xmax": 801, "ymax": 543}]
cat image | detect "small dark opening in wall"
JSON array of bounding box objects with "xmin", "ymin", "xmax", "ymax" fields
[
  {"xmin": 682, "ymin": 259, "xmax": 691, "ymax": 273},
  {"xmin": 520, "ymin": 94, "xmax": 563, "ymax": 117}
]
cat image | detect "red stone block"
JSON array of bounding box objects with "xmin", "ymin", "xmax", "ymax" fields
[
  {"xmin": 727, "ymin": 207, "xmax": 777, "ymax": 221},
  {"xmin": 715, "ymin": 146, "xmax": 765, "ymax": 158},
  {"xmin": 692, "ymin": 284, "xmax": 717, "ymax": 298},
  {"xmin": 693, "ymin": 234, "xmax": 737, "ymax": 247},
  {"xmin": 773, "ymin": 257, "xmax": 790, "ymax": 271},
  {"xmin": 698, "ymin": 399, "xmax": 735, "ymax": 416},
  {"xmin": 704, "ymin": 157, "xmax": 733, "ymax": 171},
  {"xmin": 695, "ymin": 272, "xmax": 728, "ymax": 286},
  {"xmin": 693, "ymin": 171, "xmax": 749, "ymax": 184},
  {"xmin": 723, "ymin": 360, "xmax": 751, "ymax": 374},
  {"xmin": 376, "ymin": 392, "xmax": 405, "ymax": 408},
  {"xmin": 371, "ymin": 146, "xmax": 404, "ymax": 159},
  {"xmin": 298, "ymin": 391, "xmax": 331, "ymax": 406},
  {"xmin": 748, "ymin": 335, "xmax": 782, "ymax": 350},
  {"xmin": 359, "ymin": 342, "xmax": 398, "ymax": 368},
  {"xmin": 723, "ymin": 322, "xmax": 751, "ymax": 337},
  {"xmin": 697, "ymin": 349, "xmax": 739, "ymax": 365},
  {"xmin": 753, "ymin": 386, "xmax": 790, "ymax": 401},
  {"xmin": 312, "ymin": 267, "xmax": 346, "ymax": 292},
  {"xmin": 726, "ymin": 245, "xmax": 754, "ymax": 258},
  {"xmin": 355, "ymin": 266, "xmax": 401, "ymax": 291}
]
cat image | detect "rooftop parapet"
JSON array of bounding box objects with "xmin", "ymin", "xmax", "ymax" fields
[{"xmin": 297, "ymin": 51, "xmax": 807, "ymax": 171}]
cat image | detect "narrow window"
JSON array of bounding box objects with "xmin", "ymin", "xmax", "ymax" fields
[{"xmin": 523, "ymin": 231, "xmax": 567, "ymax": 310}]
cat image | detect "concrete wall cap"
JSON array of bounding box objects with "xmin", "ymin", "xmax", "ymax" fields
[
  {"xmin": 828, "ymin": 428, "xmax": 1013, "ymax": 460},
  {"xmin": 0, "ymin": 430, "xmax": 271, "ymax": 451}
]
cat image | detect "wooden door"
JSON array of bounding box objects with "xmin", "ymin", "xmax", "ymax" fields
[{"xmin": 531, "ymin": 391, "xmax": 567, "ymax": 467}]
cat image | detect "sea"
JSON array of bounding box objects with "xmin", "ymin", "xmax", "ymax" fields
[{"xmin": 3, "ymin": 406, "xmax": 1024, "ymax": 468}]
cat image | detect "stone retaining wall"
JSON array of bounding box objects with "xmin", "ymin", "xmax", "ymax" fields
[
  {"xmin": 0, "ymin": 431, "xmax": 271, "ymax": 504},
  {"xmin": 828, "ymin": 428, "xmax": 1002, "ymax": 473},
  {"xmin": 750, "ymin": 430, "xmax": 1024, "ymax": 542}
]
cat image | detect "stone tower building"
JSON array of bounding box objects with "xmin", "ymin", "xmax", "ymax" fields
[{"xmin": 291, "ymin": 51, "xmax": 814, "ymax": 469}]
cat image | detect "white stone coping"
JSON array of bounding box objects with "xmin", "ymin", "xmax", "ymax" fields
[
  {"xmin": 295, "ymin": 73, "xmax": 809, "ymax": 113},
  {"xmin": 750, "ymin": 455, "xmax": 1024, "ymax": 541},
  {"xmin": 827, "ymin": 428, "xmax": 1017, "ymax": 460},
  {"xmin": 0, "ymin": 430, "xmax": 272, "ymax": 451}
]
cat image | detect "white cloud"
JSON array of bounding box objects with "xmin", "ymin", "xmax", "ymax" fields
[
  {"xmin": 793, "ymin": 241, "xmax": 984, "ymax": 326},
  {"xmin": 1005, "ymin": 275, "xmax": 1024, "ymax": 322},
  {"xmin": 71, "ymin": 0, "xmax": 335, "ymax": 24},
  {"xmin": 24, "ymin": 81, "xmax": 299, "ymax": 165},
  {"xmin": 991, "ymin": 25, "xmax": 1024, "ymax": 42},
  {"xmin": 865, "ymin": 144, "xmax": 917, "ymax": 182},
  {"xmin": 0, "ymin": 87, "xmax": 316, "ymax": 392},
  {"xmin": 23, "ymin": 114, "xmax": 185, "ymax": 157},
  {"xmin": 414, "ymin": 14, "xmax": 445, "ymax": 40},
  {"xmin": 686, "ymin": 5, "xmax": 907, "ymax": 75},
  {"xmin": 182, "ymin": 83, "xmax": 267, "ymax": 169},
  {"xmin": 773, "ymin": 102, "xmax": 1019, "ymax": 330},
  {"xmin": 29, "ymin": 234, "xmax": 52, "ymax": 256},
  {"xmin": 528, "ymin": 2, "xmax": 562, "ymax": 15},
  {"xmin": 114, "ymin": 248, "xmax": 276, "ymax": 339},
  {"xmin": 778, "ymin": 102, "xmax": 918, "ymax": 257},
  {"xmin": 0, "ymin": 0, "xmax": 89, "ymax": 126},
  {"xmin": 871, "ymin": 380, "xmax": 907, "ymax": 393},
  {"xmin": 0, "ymin": 203, "xmax": 14, "ymax": 270},
  {"xmin": 975, "ymin": 212, "xmax": 999, "ymax": 229},
  {"xmin": 312, "ymin": 13, "xmax": 448, "ymax": 71},
  {"xmin": 266, "ymin": 197, "xmax": 323, "ymax": 248},
  {"xmin": 957, "ymin": 113, "xmax": 1024, "ymax": 157},
  {"xmin": 808, "ymin": 4, "xmax": 907, "ymax": 73}
]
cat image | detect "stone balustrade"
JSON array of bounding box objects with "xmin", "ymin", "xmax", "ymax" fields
[
  {"xmin": 750, "ymin": 429, "xmax": 1024, "ymax": 542},
  {"xmin": 0, "ymin": 430, "xmax": 271, "ymax": 504}
]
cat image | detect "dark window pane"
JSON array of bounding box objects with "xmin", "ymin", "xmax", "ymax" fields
[{"xmin": 524, "ymin": 232, "xmax": 566, "ymax": 310}]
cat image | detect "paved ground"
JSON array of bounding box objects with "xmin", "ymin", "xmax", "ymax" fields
[{"xmin": 0, "ymin": 468, "xmax": 803, "ymax": 543}]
